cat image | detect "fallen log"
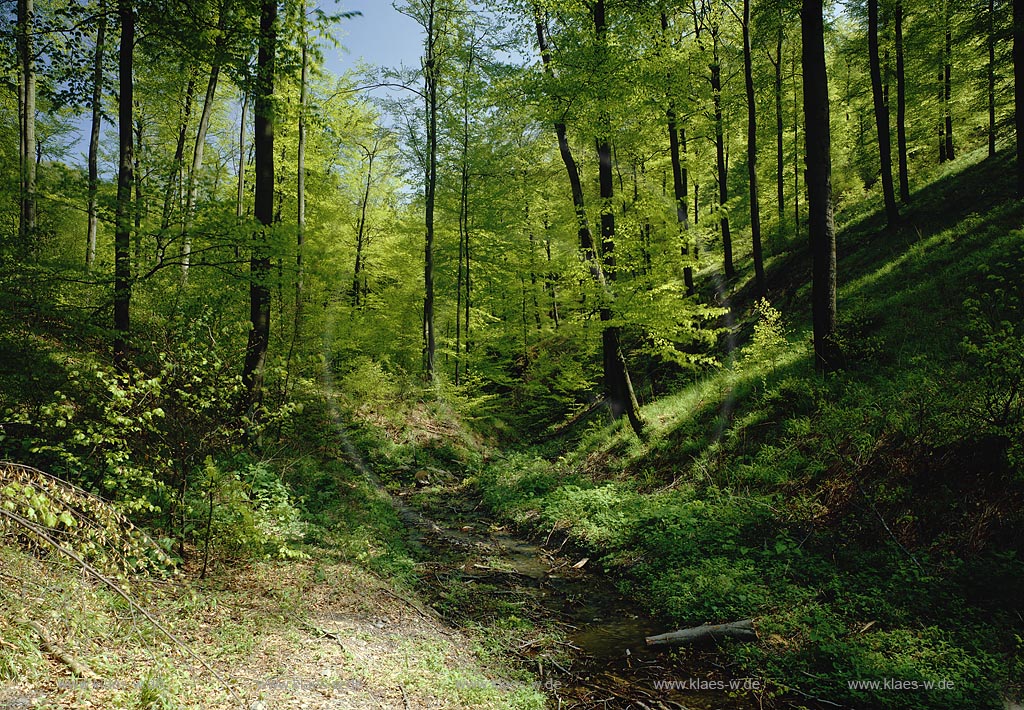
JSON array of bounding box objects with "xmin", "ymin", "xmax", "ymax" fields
[
  {"xmin": 645, "ymin": 619, "xmax": 756, "ymax": 646},
  {"xmin": 23, "ymin": 620, "xmax": 96, "ymax": 678}
]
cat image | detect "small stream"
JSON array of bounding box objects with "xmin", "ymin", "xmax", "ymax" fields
[{"xmin": 395, "ymin": 485, "xmax": 762, "ymax": 710}]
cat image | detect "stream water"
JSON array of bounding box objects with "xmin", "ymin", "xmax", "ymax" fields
[{"xmin": 396, "ymin": 485, "xmax": 763, "ymax": 710}]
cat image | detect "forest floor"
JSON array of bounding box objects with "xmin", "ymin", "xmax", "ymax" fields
[
  {"xmin": 0, "ymin": 530, "xmax": 547, "ymax": 709},
  {"xmin": 1, "ymin": 469, "xmax": 764, "ymax": 710}
]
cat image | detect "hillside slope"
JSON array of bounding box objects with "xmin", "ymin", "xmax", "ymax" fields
[{"xmin": 475, "ymin": 146, "xmax": 1024, "ymax": 709}]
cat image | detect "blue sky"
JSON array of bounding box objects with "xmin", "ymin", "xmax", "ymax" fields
[{"xmin": 327, "ymin": 0, "xmax": 424, "ymax": 75}]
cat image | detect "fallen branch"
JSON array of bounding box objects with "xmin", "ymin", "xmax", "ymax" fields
[
  {"xmin": 0, "ymin": 507, "xmax": 239, "ymax": 702},
  {"xmin": 645, "ymin": 619, "xmax": 756, "ymax": 646},
  {"xmin": 23, "ymin": 620, "xmax": 96, "ymax": 678}
]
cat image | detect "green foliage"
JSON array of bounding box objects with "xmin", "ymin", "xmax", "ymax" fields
[
  {"xmin": 184, "ymin": 457, "xmax": 306, "ymax": 564},
  {"xmin": 960, "ymin": 239, "xmax": 1024, "ymax": 467},
  {"xmin": 0, "ymin": 462, "xmax": 175, "ymax": 578}
]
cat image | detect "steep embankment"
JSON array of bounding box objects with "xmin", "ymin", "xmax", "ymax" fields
[{"xmin": 473, "ymin": 147, "xmax": 1024, "ymax": 709}]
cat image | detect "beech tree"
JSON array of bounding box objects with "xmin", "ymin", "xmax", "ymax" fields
[
  {"xmin": 868, "ymin": 0, "xmax": 898, "ymax": 226},
  {"xmin": 240, "ymin": 0, "xmax": 276, "ymax": 410},
  {"xmin": 802, "ymin": 0, "xmax": 837, "ymax": 372}
]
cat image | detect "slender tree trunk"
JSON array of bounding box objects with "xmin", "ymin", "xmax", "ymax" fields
[
  {"xmin": 237, "ymin": 89, "xmax": 247, "ymax": 220},
  {"xmin": 535, "ymin": 12, "xmax": 598, "ymax": 272},
  {"xmin": 944, "ymin": 6, "xmax": 955, "ymax": 160},
  {"xmin": 456, "ymin": 44, "xmax": 474, "ymax": 385},
  {"xmin": 133, "ymin": 107, "xmax": 144, "ymax": 259},
  {"xmin": 464, "ymin": 213, "xmax": 470, "ymax": 376},
  {"xmin": 294, "ymin": 11, "xmax": 308, "ymax": 344},
  {"xmin": 989, "ymin": 0, "xmax": 997, "ymax": 157},
  {"xmin": 352, "ymin": 147, "xmax": 374, "ymax": 307},
  {"xmin": 1016, "ymin": 0, "xmax": 1024, "ymax": 196},
  {"xmin": 240, "ymin": 0, "xmax": 276, "ymax": 413},
  {"xmin": 182, "ymin": 59, "xmax": 222, "ymax": 278},
  {"xmin": 661, "ymin": 12, "xmax": 694, "ymax": 295},
  {"xmin": 422, "ymin": 0, "xmax": 438, "ymax": 380},
  {"xmin": 543, "ymin": 232, "xmax": 559, "ymax": 328},
  {"xmin": 869, "ymin": 0, "xmax": 899, "ymax": 226},
  {"xmin": 938, "ymin": 68, "xmax": 947, "ymax": 162},
  {"xmin": 710, "ymin": 30, "xmax": 734, "ymax": 279},
  {"xmin": 773, "ymin": 22, "xmax": 785, "ymax": 248},
  {"xmin": 793, "ymin": 48, "xmax": 800, "ymax": 240},
  {"xmin": 113, "ymin": 0, "xmax": 134, "ymax": 368},
  {"xmin": 895, "ymin": 0, "xmax": 910, "ymax": 201},
  {"xmin": 528, "ymin": 224, "xmax": 542, "ymax": 330},
  {"xmin": 801, "ymin": 0, "xmax": 838, "ymax": 372},
  {"xmin": 86, "ymin": 4, "xmax": 106, "ymax": 269},
  {"xmin": 594, "ymin": 0, "xmax": 643, "ymax": 437},
  {"xmin": 536, "ymin": 5, "xmax": 641, "ymax": 435},
  {"xmin": 16, "ymin": 0, "xmax": 37, "ymax": 249},
  {"xmin": 162, "ymin": 72, "xmax": 197, "ymax": 232},
  {"xmin": 743, "ymin": 0, "xmax": 765, "ymax": 291}
]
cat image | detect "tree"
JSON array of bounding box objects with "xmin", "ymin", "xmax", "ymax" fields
[
  {"xmin": 868, "ymin": 0, "xmax": 899, "ymax": 226},
  {"xmin": 894, "ymin": 0, "xmax": 910, "ymax": 201},
  {"xmin": 86, "ymin": 0, "xmax": 106, "ymax": 269},
  {"xmin": 942, "ymin": 0, "xmax": 954, "ymax": 160},
  {"xmin": 706, "ymin": 12, "xmax": 735, "ymax": 279},
  {"xmin": 802, "ymin": 0, "xmax": 837, "ymax": 372},
  {"xmin": 240, "ymin": 0, "xmax": 276, "ymax": 412},
  {"xmin": 16, "ymin": 0, "xmax": 37, "ymax": 248},
  {"xmin": 661, "ymin": 10, "xmax": 694, "ymax": 296},
  {"xmin": 1016, "ymin": 0, "xmax": 1024, "ymax": 196},
  {"xmin": 533, "ymin": 4, "xmax": 643, "ymax": 436},
  {"xmin": 741, "ymin": 0, "xmax": 765, "ymax": 290},
  {"xmin": 113, "ymin": 0, "xmax": 134, "ymax": 367},
  {"xmin": 396, "ymin": 0, "xmax": 451, "ymax": 381}
]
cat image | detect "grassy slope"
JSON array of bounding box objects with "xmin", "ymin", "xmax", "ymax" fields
[
  {"xmin": 475, "ymin": 147, "xmax": 1024, "ymax": 709},
  {"xmin": 0, "ymin": 285, "xmax": 545, "ymax": 709}
]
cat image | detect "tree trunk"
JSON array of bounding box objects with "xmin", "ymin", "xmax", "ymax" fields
[
  {"xmin": 1016, "ymin": 0, "xmax": 1024, "ymax": 196},
  {"xmin": 646, "ymin": 620, "xmax": 756, "ymax": 646},
  {"xmin": 16, "ymin": 0, "xmax": 37, "ymax": 249},
  {"xmin": 535, "ymin": 11, "xmax": 598, "ymax": 272},
  {"xmin": 422, "ymin": 0, "xmax": 438, "ymax": 381},
  {"xmin": 793, "ymin": 48, "xmax": 800, "ymax": 240},
  {"xmin": 133, "ymin": 106, "xmax": 145, "ymax": 259},
  {"xmin": 161, "ymin": 71, "xmax": 197, "ymax": 233},
  {"xmin": 661, "ymin": 12, "xmax": 694, "ymax": 296},
  {"xmin": 86, "ymin": 4, "xmax": 106, "ymax": 270},
  {"xmin": 240, "ymin": 0, "xmax": 276, "ymax": 413},
  {"xmin": 774, "ymin": 21, "xmax": 785, "ymax": 248},
  {"xmin": 895, "ymin": 0, "xmax": 910, "ymax": 202},
  {"xmin": 182, "ymin": 59, "xmax": 222, "ymax": 278},
  {"xmin": 456, "ymin": 44, "xmax": 474, "ymax": 385},
  {"xmin": 353, "ymin": 146, "xmax": 374, "ymax": 307},
  {"xmin": 868, "ymin": 0, "xmax": 899, "ymax": 226},
  {"xmin": 294, "ymin": 11, "xmax": 308, "ymax": 346},
  {"xmin": 743, "ymin": 0, "xmax": 765, "ymax": 291},
  {"xmin": 536, "ymin": 6, "xmax": 642, "ymax": 436},
  {"xmin": 801, "ymin": 0, "xmax": 838, "ymax": 372},
  {"xmin": 544, "ymin": 232, "xmax": 559, "ymax": 328},
  {"xmin": 237, "ymin": 89, "xmax": 247, "ymax": 221},
  {"xmin": 113, "ymin": 0, "xmax": 134, "ymax": 368},
  {"xmin": 938, "ymin": 68, "xmax": 947, "ymax": 163},
  {"xmin": 989, "ymin": 0, "xmax": 997, "ymax": 157},
  {"xmin": 710, "ymin": 30, "xmax": 734, "ymax": 279},
  {"xmin": 944, "ymin": 6, "xmax": 954, "ymax": 160},
  {"xmin": 594, "ymin": 0, "xmax": 643, "ymax": 438}
]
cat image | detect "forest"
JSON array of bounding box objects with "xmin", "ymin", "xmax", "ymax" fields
[{"xmin": 1, "ymin": 0, "xmax": 1023, "ymax": 707}]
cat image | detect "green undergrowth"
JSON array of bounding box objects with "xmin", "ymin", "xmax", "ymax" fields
[{"xmin": 472, "ymin": 148, "xmax": 1024, "ymax": 708}]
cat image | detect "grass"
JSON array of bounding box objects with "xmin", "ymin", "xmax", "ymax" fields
[
  {"xmin": 471, "ymin": 146, "xmax": 1024, "ymax": 708},
  {"xmin": 0, "ymin": 529, "xmax": 546, "ymax": 710}
]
